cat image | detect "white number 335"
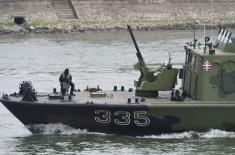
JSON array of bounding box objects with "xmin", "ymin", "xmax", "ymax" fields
[{"xmin": 94, "ymin": 110, "xmax": 150, "ymax": 126}]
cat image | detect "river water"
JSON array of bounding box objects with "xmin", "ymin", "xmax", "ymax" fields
[{"xmin": 0, "ymin": 30, "xmax": 235, "ymax": 154}]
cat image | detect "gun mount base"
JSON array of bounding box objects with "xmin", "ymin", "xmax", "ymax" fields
[{"xmin": 135, "ymin": 90, "xmax": 159, "ymax": 98}]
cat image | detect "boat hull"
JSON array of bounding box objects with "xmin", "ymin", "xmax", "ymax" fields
[{"xmin": 1, "ymin": 100, "xmax": 235, "ymax": 135}]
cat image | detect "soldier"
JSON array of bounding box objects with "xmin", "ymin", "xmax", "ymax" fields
[{"xmin": 59, "ymin": 68, "xmax": 75, "ymax": 96}]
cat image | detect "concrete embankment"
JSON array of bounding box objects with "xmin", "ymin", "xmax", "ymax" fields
[{"xmin": 0, "ymin": 0, "xmax": 235, "ymax": 33}]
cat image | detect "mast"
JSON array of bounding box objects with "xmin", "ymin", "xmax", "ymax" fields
[{"xmin": 211, "ymin": 0, "xmax": 214, "ymax": 43}]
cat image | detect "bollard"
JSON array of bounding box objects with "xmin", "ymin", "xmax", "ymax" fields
[
  {"xmin": 53, "ymin": 88, "xmax": 57, "ymax": 94},
  {"xmin": 135, "ymin": 98, "xmax": 139, "ymax": 103},
  {"xmin": 113, "ymin": 86, "xmax": 117, "ymax": 91},
  {"xmin": 127, "ymin": 98, "xmax": 131, "ymax": 104},
  {"xmin": 121, "ymin": 86, "xmax": 125, "ymax": 91}
]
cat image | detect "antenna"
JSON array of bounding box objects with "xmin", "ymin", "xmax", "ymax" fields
[
  {"xmin": 193, "ymin": 21, "xmax": 197, "ymax": 49},
  {"xmin": 168, "ymin": 52, "xmax": 172, "ymax": 65},
  {"xmin": 204, "ymin": 22, "xmax": 206, "ymax": 53},
  {"xmin": 211, "ymin": 0, "xmax": 214, "ymax": 42},
  {"xmin": 204, "ymin": 22, "xmax": 206, "ymax": 42},
  {"xmin": 203, "ymin": 21, "xmax": 206, "ymax": 54}
]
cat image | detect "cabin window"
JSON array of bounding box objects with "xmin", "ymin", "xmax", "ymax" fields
[
  {"xmin": 185, "ymin": 52, "xmax": 188, "ymax": 65},
  {"xmin": 194, "ymin": 56, "xmax": 200, "ymax": 71},
  {"xmin": 187, "ymin": 52, "xmax": 192, "ymax": 65},
  {"xmin": 186, "ymin": 52, "xmax": 196, "ymax": 71},
  {"xmin": 191, "ymin": 54, "xmax": 195, "ymax": 70}
]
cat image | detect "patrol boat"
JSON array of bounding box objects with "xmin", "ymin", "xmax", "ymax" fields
[{"xmin": 1, "ymin": 26, "xmax": 235, "ymax": 135}]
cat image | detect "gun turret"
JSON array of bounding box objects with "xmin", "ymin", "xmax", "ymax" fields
[{"xmin": 127, "ymin": 25, "xmax": 179, "ymax": 98}]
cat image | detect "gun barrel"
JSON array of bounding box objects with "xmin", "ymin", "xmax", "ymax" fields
[{"xmin": 127, "ymin": 25, "xmax": 144, "ymax": 61}]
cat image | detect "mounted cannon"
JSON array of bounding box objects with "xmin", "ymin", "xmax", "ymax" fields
[{"xmin": 127, "ymin": 25, "xmax": 178, "ymax": 97}]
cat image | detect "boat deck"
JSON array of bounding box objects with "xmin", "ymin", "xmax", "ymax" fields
[{"xmin": 6, "ymin": 90, "xmax": 195, "ymax": 105}]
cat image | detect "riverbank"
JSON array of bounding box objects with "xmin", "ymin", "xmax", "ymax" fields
[
  {"xmin": 0, "ymin": 19, "xmax": 234, "ymax": 34},
  {"xmin": 1, "ymin": 0, "xmax": 235, "ymax": 34}
]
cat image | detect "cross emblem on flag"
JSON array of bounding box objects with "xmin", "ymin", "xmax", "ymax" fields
[{"xmin": 203, "ymin": 60, "xmax": 212, "ymax": 72}]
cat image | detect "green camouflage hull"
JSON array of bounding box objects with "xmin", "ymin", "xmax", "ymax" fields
[{"xmin": 1, "ymin": 99, "xmax": 235, "ymax": 135}]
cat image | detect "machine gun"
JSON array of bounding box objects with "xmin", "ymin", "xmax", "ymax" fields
[{"xmin": 127, "ymin": 25, "xmax": 179, "ymax": 97}]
